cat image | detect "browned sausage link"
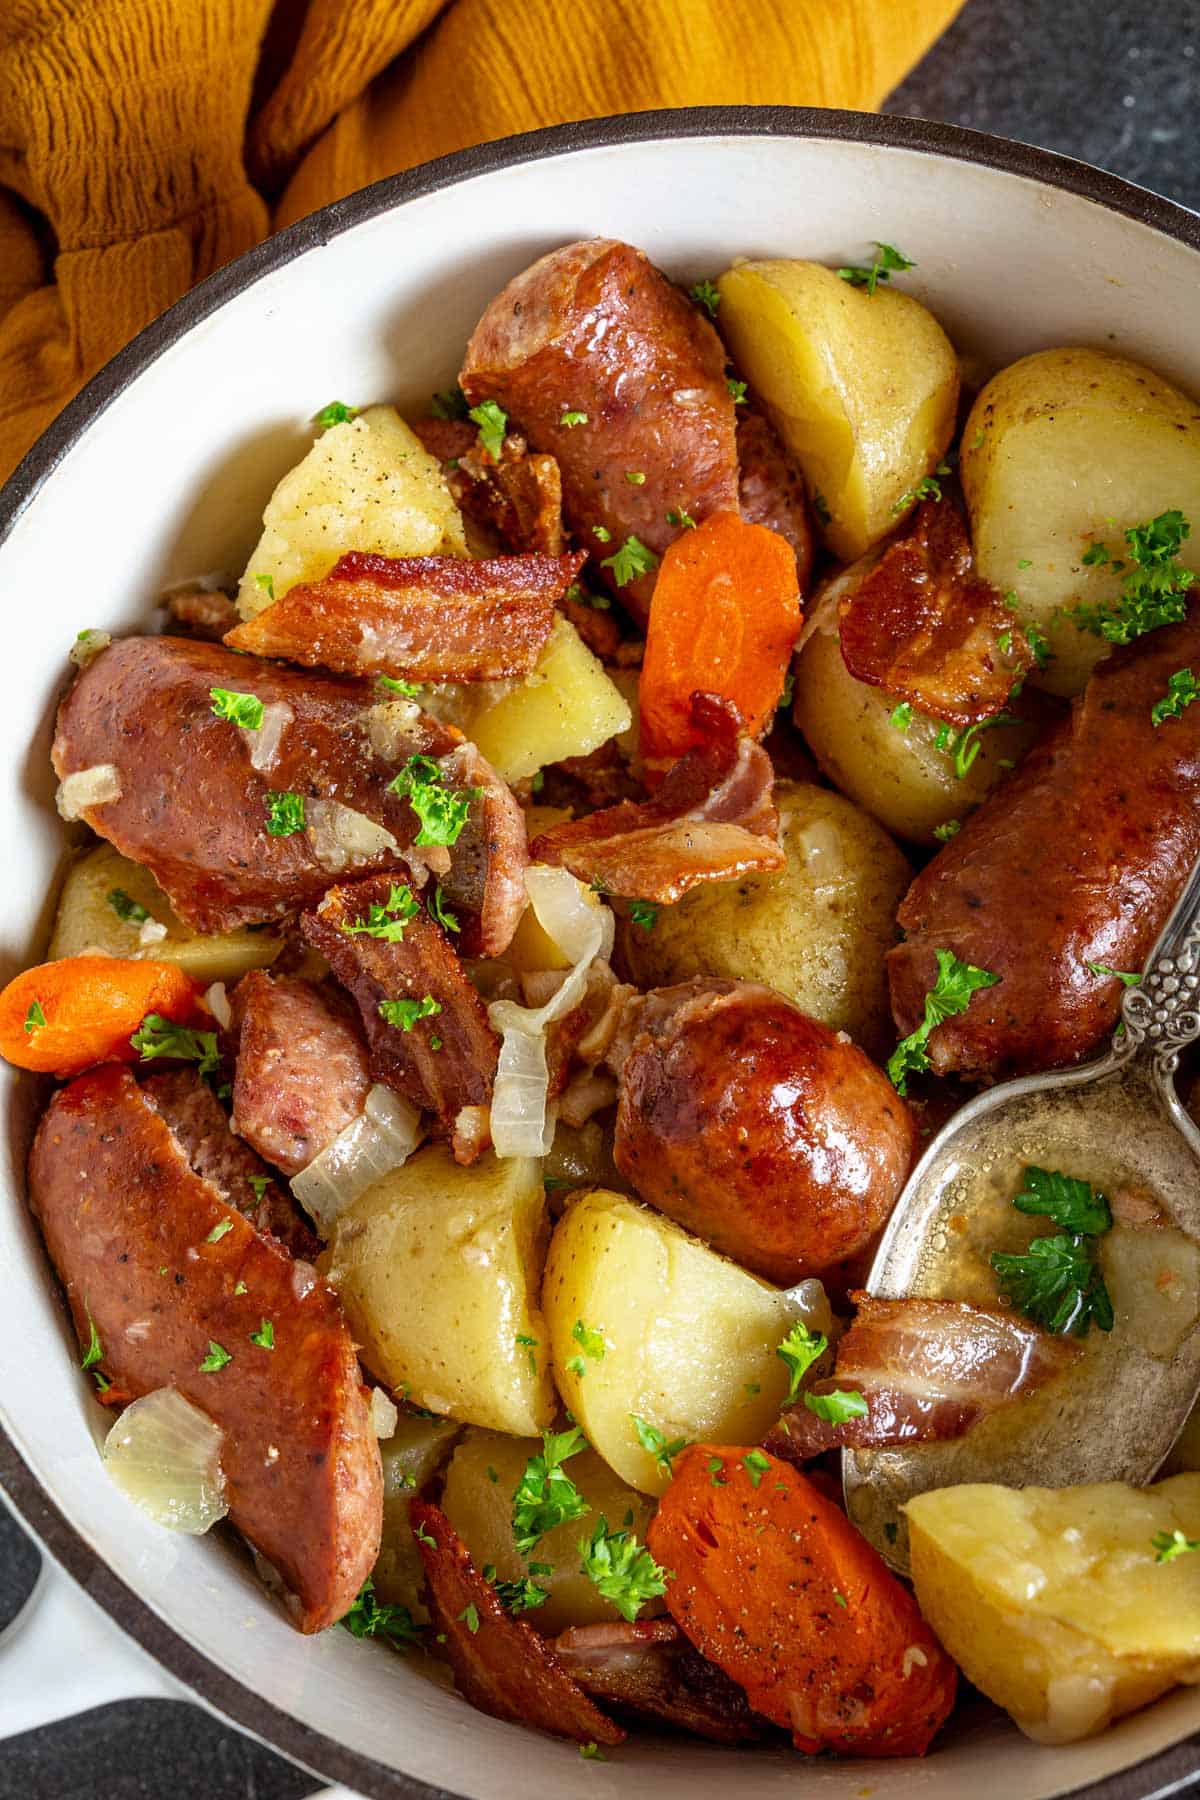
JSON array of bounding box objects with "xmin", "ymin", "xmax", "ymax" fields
[
  {"xmin": 461, "ymin": 239, "xmax": 740, "ymax": 623},
  {"xmin": 735, "ymin": 410, "xmax": 816, "ymax": 596},
  {"xmin": 612, "ymin": 980, "xmax": 916, "ymax": 1284},
  {"xmin": 230, "ymin": 971, "xmax": 372, "ymax": 1179},
  {"xmin": 28, "ymin": 1067, "xmax": 381, "ymax": 1632},
  {"xmin": 888, "ymin": 606, "xmax": 1200, "ymax": 1081}
]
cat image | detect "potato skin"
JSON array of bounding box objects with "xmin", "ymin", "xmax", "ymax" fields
[
  {"xmin": 614, "ymin": 981, "xmax": 915, "ymax": 1284},
  {"xmin": 618, "ymin": 780, "xmax": 910, "ymax": 1057}
]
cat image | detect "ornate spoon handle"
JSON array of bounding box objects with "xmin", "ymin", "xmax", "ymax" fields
[{"xmin": 1121, "ymin": 853, "xmax": 1200, "ymax": 1077}]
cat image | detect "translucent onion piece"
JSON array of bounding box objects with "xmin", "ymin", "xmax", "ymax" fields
[
  {"xmin": 782, "ymin": 1276, "xmax": 836, "ymax": 1342},
  {"xmin": 245, "ymin": 700, "xmax": 293, "ymax": 773},
  {"xmin": 102, "ymin": 1387, "xmax": 228, "ymax": 1534},
  {"xmin": 56, "ymin": 763, "xmax": 122, "ymax": 820},
  {"xmin": 365, "ymin": 698, "xmax": 422, "ymax": 762},
  {"xmin": 138, "ymin": 917, "xmax": 168, "ymax": 949},
  {"xmin": 69, "ymin": 628, "xmax": 111, "ymax": 669},
  {"xmin": 488, "ymin": 866, "xmax": 614, "ymax": 1158},
  {"xmin": 306, "ymin": 800, "xmax": 399, "ymax": 872},
  {"xmin": 369, "ymin": 1386, "xmax": 399, "ymax": 1439},
  {"xmin": 203, "ymin": 981, "xmax": 232, "ymax": 1029},
  {"xmin": 291, "ymin": 1082, "xmax": 421, "ymax": 1231}
]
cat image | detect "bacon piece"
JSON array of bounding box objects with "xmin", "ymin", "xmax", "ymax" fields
[
  {"xmin": 838, "ymin": 501, "xmax": 1032, "ymax": 726},
  {"xmin": 412, "ymin": 417, "xmax": 566, "ymax": 556},
  {"xmin": 230, "ymin": 972, "xmax": 372, "ymax": 1179},
  {"xmin": 410, "ymin": 1500, "xmax": 625, "ymax": 1747},
  {"xmin": 765, "ymin": 1292, "xmax": 1080, "ymax": 1462},
  {"xmin": 300, "ymin": 876, "xmax": 498, "ymax": 1160},
  {"xmin": 552, "ymin": 1620, "xmax": 767, "ymax": 1743},
  {"xmin": 736, "ymin": 410, "xmax": 815, "ymax": 595},
  {"xmin": 530, "ymin": 694, "xmax": 782, "ymax": 902},
  {"xmin": 435, "ymin": 739, "xmax": 529, "ymax": 959}
]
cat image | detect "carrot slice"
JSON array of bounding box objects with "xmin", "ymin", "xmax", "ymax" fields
[
  {"xmin": 0, "ymin": 957, "xmax": 198, "ymax": 1076},
  {"xmin": 646, "ymin": 1445, "xmax": 956, "ymax": 1758},
  {"xmin": 638, "ymin": 512, "xmax": 800, "ymax": 762}
]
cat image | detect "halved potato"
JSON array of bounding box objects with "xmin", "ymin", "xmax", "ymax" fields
[
  {"xmin": 49, "ymin": 842, "xmax": 282, "ymax": 982},
  {"xmin": 320, "ymin": 1145, "xmax": 555, "ymax": 1436},
  {"xmin": 373, "ymin": 1413, "xmax": 463, "ymax": 1615},
  {"xmin": 236, "ymin": 404, "xmax": 466, "ymax": 616},
  {"xmin": 440, "ymin": 1427, "xmax": 660, "ymax": 1633},
  {"xmin": 617, "ymin": 779, "xmax": 911, "ymax": 1057},
  {"xmin": 960, "ymin": 349, "xmax": 1200, "ymax": 696},
  {"xmin": 907, "ymin": 1475, "xmax": 1200, "ymax": 1743},
  {"xmin": 542, "ymin": 1189, "xmax": 801, "ymax": 1496},
  {"xmin": 717, "ymin": 258, "xmax": 958, "ymax": 562}
]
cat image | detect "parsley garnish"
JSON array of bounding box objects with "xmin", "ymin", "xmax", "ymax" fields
[
  {"xmin": 628, "ymin": 900, "xmax": 658, "ymax": 931},
  {"xmin": 812, "ymin": 489, "xmax": 832, "ymax": 526},
  {"xmin": 833, "ymin": 1590, "xmax": 849, "ymax": 1609},
  {"xmin": 890, "ymin": 701, "xmax": 913, "ymax": 733},
  {"xmin": 469, "ymin": 399, "xmax": 508, "ymax": 459},
  {"xmin": 666, "ymin": 507, "xmax": 697, "ymax": 529},
  {"xmin": 1086, "ymin": 961, "xmax": 1141, "ymax": 986},
  {"xmin": 992, "ymin": 1235, "xmax": 1114, "ymax": 1336},
  {"xmin": 560, "ymin": 409, "xmax": 588, "ymax": 428},
  {"xmin": 130, "ymin": 1014, "xmax": 221, "ymax": 1077},
  {"xmin": 803, "ymin": 1388, "xmax": 868, "ymax": 1424},
  {"xmin": 776, "ymin": 1318, "xmax": 828, "ymax": 1403},
  {"xmin": 580, "ymin": 1744, "xmax": 605, "ymax": 1762},
  {"xmin": 414, "ymin": 1521, "xmax": 436, "ymax": 1547},
  {"xmin": 1025, "ymin": 621, "xmax": 1053, "ymax": 668},
  {"xmin": 600, "ymin": 535, "xmax": 658, "ymax": 587},
  {"xmin": 565, "ymin": 1317, "xmax": 606, "ymax": 1380},
  {"xmin": 250, "ymin": 1319, "xmax": 275, "ymax": 1350},
  {"xmin": 107, "ymin": 888, "xmax": 149, "ymax": 924},
  {"xmin": 248, "ymin": 1175, "xmax": 270, "ymax": 1201},
  {"xmin": 1012, "ymin": 1166, "xmax": 1112, "ymax": 1236},
  {"xmin": 340, "ymin": 1577, "xmax": 423, "ymax": 1646},
  {"xmin": 515, "ymin": 1332, "xmax": 538, "ymax": 1377},
  {"xmin": 234, "ymin": 1280, "xmax": 248, "ymax": 1295},
  {"xmin": 1152, "ymin": 1529, "xmax": 1200, "ymax": 1563},
  {"xmin": 886, "ymin": 948, "xmax": 999, "ymax": 1094},
  {"xmin": 933, "ymin": 819, "xmax": 961, "ymax": 841},
  {"xmin": 592, "ymin": 525, "xmax": 612, "ymax": 542},
  {"xmin": 689, "ymin": 279, "xmax": 721, "ymax": 317},
  {"xmin": 578, "ymin": 1516, "xmax": 669, "ymax": 1622},
  {"xmin": 457, "ymin": 1603, "xmax": 480, "ymax": 1634},
  {"xmin": 891, "ymin": 472, "xmax": 943, "ymax": 515},
  {"xmin": 512, "ymin": 1426, "xmax": 589, "ymax": 1554},
  {"xmin": 252, "ymin": 574, "xmax": 274, "ymax": 602},
  {"xmin": 198, "ymin": 1340, "xmax": 232, "ymax": 1373},
  {"xmin": 377, "ymin": 674, "xmax": 420, "ymax": 697},
  {"xmin": 742, "ymin": 1449, "xmax": 771, "ymax": 1488},
  {"xmin": 1072, "ymin": 510, "xmax": 1195, "ymax": 644},
  {"xmin": 263, "ymin": 791, "xmax": 305, "ymax": 836},
  {"xmin": 625, "ymin": 469, "xmax": 647, "ymax": 486},
  {"xmin": 210, "ymin": 687, "xmax": 265, "ymax": 730},
  {"xmin": 24, "ymin": 999, "xmax": 46, "ymax": 1034},
  {"xmin": 378, "ymin": 995, "xmax": 441, "ymax": 1032},
  {"xmin": 938, "ymin": 712, "xmax": 1019, "ymax": 779},
  {"xmin": 388, "ymin": 754, "xmax": 477, "ymax": 846},
  {"xmin": 1152, "ymin": 668, "xmax": 1200, "ymax": 726},
  {"xmin": 707, "ymin": 1455, "xmax": 726, "ymax": 1487},
  {"xmin": 313, "ymin": 401, "xmax": 358, "ymax": 430},
  {"xmin": 837, "ymin": 241, "xmax": 916, "ymax": 296},
  {"xmin": 340, "ymin": 883, "xmax": 420, "ymax": 942},
  {"xmin": 630, "ymin": 1415, "xmax": 688, "ymax": 1472},
  {"xmin": 81, "ymin": 1311, "xmax": 103, "ymax": 1371},
  {"xmin": 489, "ymin": 1571, "xmax": 549, "ymax": 1614},
  {"xmin": 205, "ymin": 1220, "xmax": 233, "ymax": 1244},
  {"xmin": 428, "ymin": 885, "xmax": 460, "ymax": 933},
  {"xmin": 726, "ymin": 377, "xmax": 748, "ymax": 405},
  {"xmin": 430, "ymin": 386, "xmax": 469, "ymax": 420}
]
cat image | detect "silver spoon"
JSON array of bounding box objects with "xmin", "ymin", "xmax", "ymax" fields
[{"xmin": 843, "ymin": 854, "xmax": 1200, "ymax": 1572}]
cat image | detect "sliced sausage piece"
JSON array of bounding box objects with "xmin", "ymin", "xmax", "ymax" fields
[
  {"xmin": 735, "ymin": 410, "xmax": 815, "ymax": 595},
  {"xmin": 613, "ymin": 980, "xmax": 916, "ymax": 1284},
  {"xmin": 888, "ymin": 607, "xmax": 1200, "ymax": 1081},
  {"xmin": 300, "ymin": 876, "xmax": 498, "ymax": 1158},
  {"xmin": 230, "ymin": 972, "xmax": 372, "ymax": 1179},
  {"xmin": 28, "ymin": 1066, "xmax": 381, "ymax": 1632},
  {"xmin": 461, "ymin": 239, "xmax": 739, "ymax": 623},
  {"xmin": 552, "ymin": 1620, "xmax": 768, "ymax": 1743}
]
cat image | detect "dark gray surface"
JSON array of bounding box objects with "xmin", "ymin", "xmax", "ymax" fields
[{"xmin": 2, "ymin": 1, "xmax": 1197, "ymax": 1793}]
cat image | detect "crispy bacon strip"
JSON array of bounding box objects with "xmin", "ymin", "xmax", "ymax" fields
[
  {"xmin": 413, "ymin": 417, "xmax": 566, "ymax": 556},
  {"xmin": 224, "ymin": 548, "xmax": 583, "ymax": 682},
  {"xmin": 552, "ymin": 1621, "xmax": 767, "ymax": 1744},
  {"xmin": 410, "ymin": 1500, "xmax": 625, "ymax": 1747},
  {"xmin": 530, "ymin": 694, "xmax": 783, "ymax": 903},
  {"xmin": 765, "ymin": 1292, "xmax": 1080, "ymax": 1462},
  {"xmin": 300, "ymin": 876, "xmax": 498, "ymax": 1161},
  {"xmin": 838, "ymin": 501, "xmax": 1032, "ymax": 726}
]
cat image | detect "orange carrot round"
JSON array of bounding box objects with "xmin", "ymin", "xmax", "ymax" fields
[
  {"xmin": 639, "ymin": 512, "xmax": 801, "ymax": 763},
  {"xmin": 0, "ymin": 957, "xmax": 198, "ymax": 1076},
  {"xmin": 646, "ymin": 1445, "xmax": 956, "ymax": 1758}
]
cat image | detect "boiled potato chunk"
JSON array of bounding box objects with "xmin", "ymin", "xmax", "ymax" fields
[
  {"xmin": 441, "ymin": 1428, "xmax": 659, "ymax": 1633},
  {"xmin": 717, "ymin": 258, "xmax": 958, "ymax": 562},
  {"xmin": 49, "ymin": 842, "xmax": 282, "ymax": 981},
  {"xmin": 320, "ymin": 1146, "xmax": 555, "ymax": 1435},
  {"xmin": 373, "ymin": 1414, "xmax": 463, "ymax": 1616},
  {"xmin": 236, "ymin": 404, "xmax": 466, "ymax": 616},
  {"xmin": 793, "ymin": 602, "xmax": 1041, "ymax": 845},
  {"xmin": 618, "ymin": 780, "xmax": 910, "ymax": 1057},
  {"xmin": 907, "ymin": 1475, "xmax": 1200, "ymax": 1743},
  {"xmin": 543, "ymin": 1189, "xmax": 801, "ymax": 1497},
  {"xmin": 961, "ymin": 349, "xmax": 1200, "ymax": 696},
  {"xmin": 456, "ymin": 617, "xmax": 631, "ymax": 783}
]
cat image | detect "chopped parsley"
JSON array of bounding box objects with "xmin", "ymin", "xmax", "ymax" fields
[
  {"xmin": 933, "ymin": 819, "xmax": 961, "ymax": 841},
  {"xmin": 1086, "ymin": 961, "xmax": 1141, "ymax": 986},
  {"xmin": 234, "ymin": 1280, "xmax": 248, "ymax": 1295},
  {"xmin": 81, "ymin": 1311, "xmax": 103, "ymax": 1371},
  {"xmin": 210, "ymin": 687, "xmax": 265, "ymax": 730},
  {"xmin": 340, "ymin": 1577, "xmax": 423, "ymax": 1646},
  {"xmin": 428, "ymin": 885, "xmax": 460, "ymax": 933},
  {"xmin": 340, "ymin": 882, "xmax": 420, "ymax": 942},
  {"xmin": 515, "ymin": 1332, "xmax": 538, "ymax": 1377},
  {"xmin": 938, "ymin": 713, "xmax": 1019, "ymax": 779},
  {"xmin": 377, "ymin": 673, "xmax": 420, "ymax": 697},
  {"xmin": 107, "ymin": 888, "xmax": 150, "ymax": 924},
  {"xmin": 388, "ymin": 754, "xmax": 477, "ymax": 846},
  {"xmin": 689, "ymin": 278, "xmax": 721, "ymax": 317},
  {"xmin": 630, "ymin": 1415, "xmax": 688, "ymax": 1472},
  {"xmin": 413, "ymin": 1520, "xmax": 437, "ymax": 1547},
  {"xmin": 512, "ymin": 1425, "xmax": 589, "ymax": 1555},
  {"xmin": 890, "ymin": 701, "xmax": 914, "ymax": 733},
  {"xmin": 198, "ymin": 1340, "xmax": 233, "ymax": 1373},
  {"xmin": 592, "ymin": 524, "xmax": 611, "ymax": 542},
  {"xmin": 23, "ymin": 999, "xmax": 46, "ymax": 1034},
  {"xmin": 578, "ymin": 1515, "xmax": 669, "ymax": 1622},
  {"xmin": 886, "ymin": 948, "xmax": 999, "ymax": 1094},
  {"xmin": 891, "ymin": 472, "xmax": 943, "ymax": 515},
  {"xmin": 580, "ymin": 1743, "xmax": 606, "ymax": 1761},
  {"xmin": 429, "ymin": 386, "xmax": 469, "ymax": 420},
  {"xmin": 803, "ymin": 1388, "xmax": 868, "ymax": 1424},
  {"xmin": 570, "ymin": 584, "xmax": 611, "ymax": 610},
  {"xmin": 1152, "ymin": 668, "xmax": 1200, "ymax": 726},
  {"xmin": 457, "ymin": 1603, "xmax": 480, "ymax": 1634},
  {"xmin": 971, "ymin": 428, "xmax": 986, "ymax": 450},
  {"xmin": 726, "ymin": 377, "xmax": 748, "ymax": 406},
  {"xmin": 742, "ymin": 1449, "xmax": 771, "ymax": 1488},
  {"xmin": 1025, "ymin": 621, "xmax": 1053, "ymax": 668},
  {"xmin": 600, "ymin": 534, "xmax": 658, "ymax": 587},
  {"xmin": 248, "ymin": 1174, "xmax": 271, "ymax": 1201},
  {"xmin": 205, "ymin": 1220, "xmax": 233, "ymax": 1244},
  {"xmin": 1072, "ymin": 510, "xmax": 1195, "ymax": 644},
  {"xmin": 1152, "ymin": 1529, "xmax": 1200, "ymax": 1564},
  {"xmin": 833, "ymin": 1590, "xmax": 849, "ymax": 1609},
  {"xmin": 312, "ymin": 400, "xmax": 358, "ymax": 430},
  {"xmin": 812, "ymin": 489, "xmax": 832, "ymax": 526},
  {"xmin": 488, "ymin": 1571, "xmax": 549, "ymax": 1614},
  {"xmin": 378, "ymin": 994, "xmax": 441, "ymax": 1032},
  {"xmin": 560, "ymin": 409, "xmax": 589, "ymax": 428},
  {"xmin": 263, "ymin": 791, "xmax": 305, "ymax": 836},
  {"xmin": 469, "ymin": 399, "xmax": 508, "ymax": 459},
  {"xmin": 628, "ymin": 900, "xmax": 658, "ymax": 931},
  {"xmin": 130, "ymin": 1014, "xmax": 221, "ymax": 1077},
  {"xmin": 667, "ymin": 507, "xmax": 697, "ymax": 530},
  {"xmin": 253, "ymin": 573, "xmax": 274, "ymax": 600},
  {"xmin": 708, "ymin": 1455, "xmax": 726, "ymax": 1487},
  {"xmin": 992, "ymin": 1163, "xmax": 1114, "ymax": 1337},
  {"xmin": 837, "ymin": 241, "xmax": 916, "ymax": 296},
  {"xmin": 776, "ymin": 1318, "xmax": 828, "ymax": 1404},
  {"xmin": 1011, "ymin": 1166, "xmax": 1112, "ymax": 1236},
  {"xmin": 567, "ymin": 1317, "xmax": 606, "ymax": 1379},
  {"xmin": 249, "ymin": 1319, "xmax": 275, "ymax": 1350},
  {"xmin": 625, "ymin": 469, "xmax": 647, "ymax": 486}
]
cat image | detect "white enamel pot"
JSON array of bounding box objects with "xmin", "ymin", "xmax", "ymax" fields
[{"xmin": 0, "ymin": 108, "xmax": 1197, "ymax": 1800}]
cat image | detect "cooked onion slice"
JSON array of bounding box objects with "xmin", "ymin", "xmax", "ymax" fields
[
  {"xmin": 102, "ymin": 1386, "xmax": 227, "ymax": 1534},
  {"xmin": 291, "ymin": 1082, "xmax": 422, "ymax": 1231},
  {"xmin": 244, "ymin": 700, "xmax": 293, "ymax": 773},
  {"xmin": 488, "ymin": 866, "xmax": 614, "ymax": 1158},
  {"xmin": 305, "ymin": 799, "xmax": 400, "ymax": 872},
  {"xmin": 56, "ymin": 763, "xmax": 122, "ymax": 820},
  {"xmin": 369, "ymin": 1386, "xmax": 399, "ymax": 1439}
]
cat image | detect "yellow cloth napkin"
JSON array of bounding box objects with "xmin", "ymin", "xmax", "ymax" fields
[{"xmin": 0, "ymin": 0, "xmax": 963, "ymax": 481}]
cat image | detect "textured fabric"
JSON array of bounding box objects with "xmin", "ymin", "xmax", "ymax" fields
[{"xmin": 0, "ymin": 0, "xmax": 964, "ymax": 480}]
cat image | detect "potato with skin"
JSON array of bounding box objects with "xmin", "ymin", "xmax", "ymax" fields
[
  {"xmin": 907, "ymin": 1476, "xmax": 1200, "ymax": 1744},
  {"xmin": 542, "ymin": 1188, "xmax": 805, "ymax": 1497},
  {"xmin": 319, "ymin": 1145, "xmax": 555, "ymax": 1436},
  {"xmin": 49, "ymin": 842, "xmax": 282, "ymax": 982},
  {"xmin": 618, "ymin": 781, "xmax": 910, "ymax": 1058},
  {"xmin": 440, "ymin": 1428, "xmax": 660, "ymax": 1634},
  {"xmin": 373, "ymin": 1414, "xmax": 463, "ymax": 1615},
  {"xmin": 961, "ymin": 349, "xmax": 1200, "ymax": 696},
  {"xmin": 716, "ymin": 259, "xmax": 959, "ymax": 562}
]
